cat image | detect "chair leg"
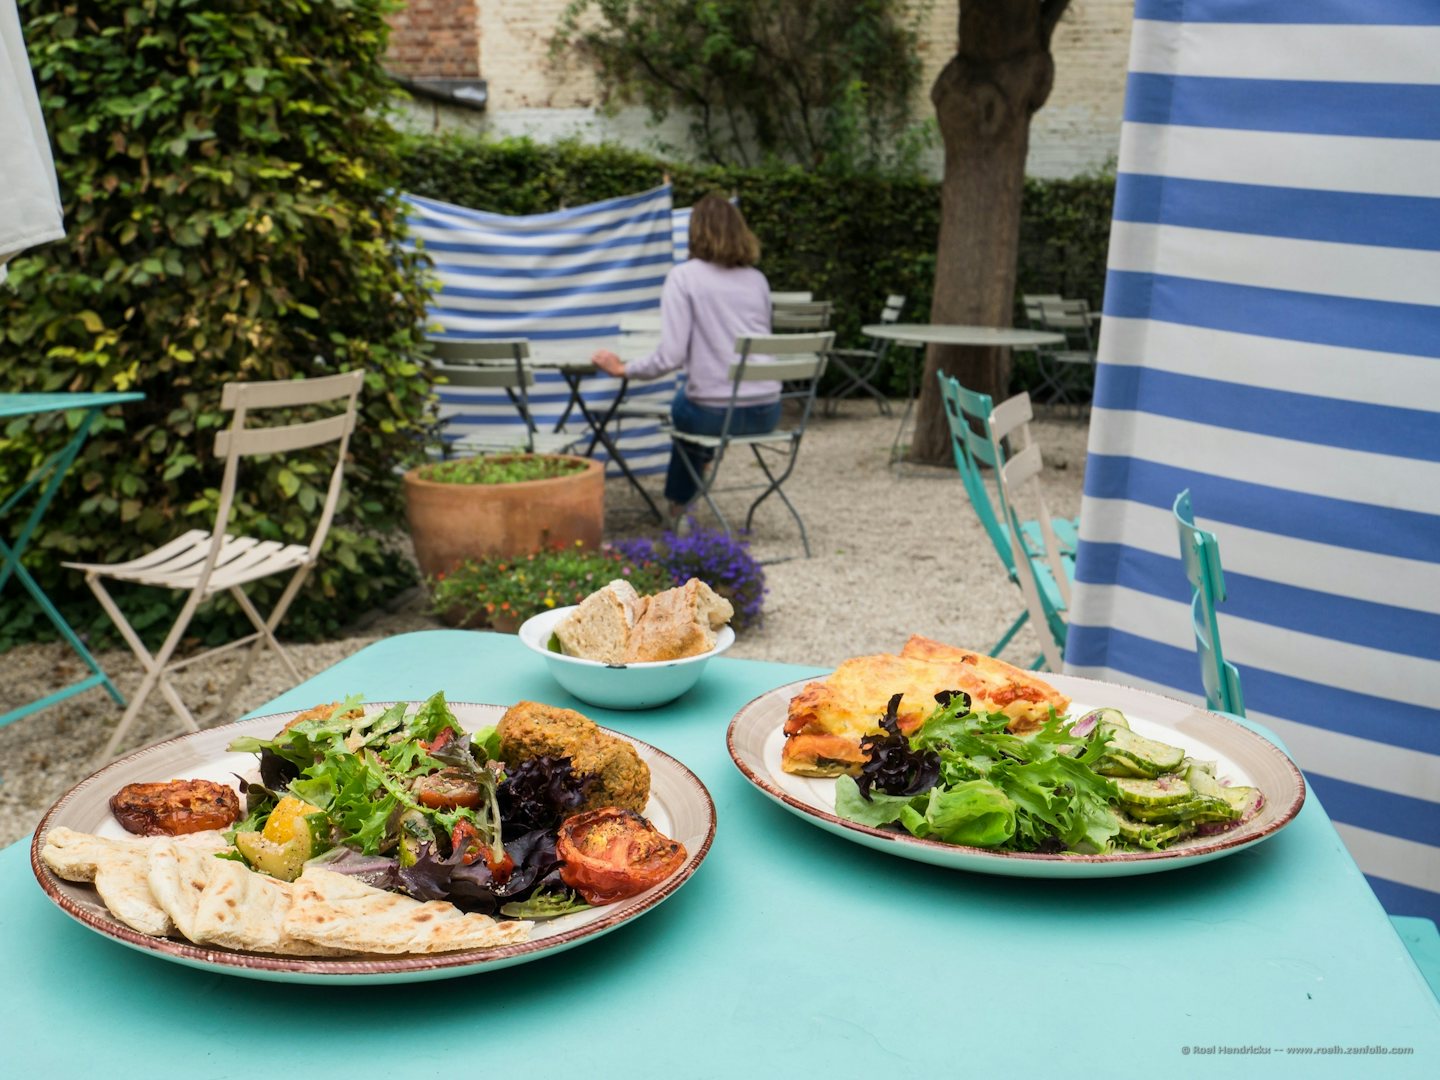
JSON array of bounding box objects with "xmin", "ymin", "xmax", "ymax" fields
[
  {"xmin": 744, "ymin": 439, "xmax": 810, "ymax": 558},
  {"xmin": 990, "ymin": 608, "xmax": 1030, "ymax": 659},
  {"xmin": 215, "ymin": 569, "xmax": 311, "ymax": 718},
  {"xmin": 679, "ymin": 440, "xmax": 733, "ymax": 538},
  {"xmin": 87, "ymin": 575, "xmax": 204, "ymax": 761}
]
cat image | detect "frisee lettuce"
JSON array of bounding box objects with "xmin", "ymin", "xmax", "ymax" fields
[{"xmin": 834, "ymin": 695, "xmax": 1121, "ymax": 853}]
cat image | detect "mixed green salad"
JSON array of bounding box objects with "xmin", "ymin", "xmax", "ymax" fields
[
  {"xmin": 224, "ymin": 692, "xmax": 592, "ymax": 918},
  {"xmin": 834, "ymin": 691, "xmax": 1264, "ymax": 854}
]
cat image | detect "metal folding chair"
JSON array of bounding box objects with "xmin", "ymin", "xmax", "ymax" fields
[
  {"xmin": 673, "ymin": 331, "xmax": 833, "ymax": 559},
  {"xmin": 991, "ymin": 391, "xmax": 1073, "ymax": 670},
  {"xmin": 938, "ymin": 373, "xmax": 1077, "ymax": 663},
  {"xmin": 823, "ymin": 294, "xmax": 904, "ymax": 417},
  {"xmin": 1032, "ymin": 298, "xmax": 1098, "ymax": 406},
  {"xmin": 428, "ymin": 338, "xmax": 584, "ymax": 456},
  {"xmin": 65, "ymin": 371, "xmax": 364, "ymax": 758},
  {"xmin": 770, "ymin": 300, "xmax": 833, "ymax": 332},
  {"xmin": 1173, "ymin": 489, "xmax": 1245, "ymax": 717}
]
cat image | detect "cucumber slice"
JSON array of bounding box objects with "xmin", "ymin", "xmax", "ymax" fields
[
  {"xmin": 1221, "ymin": 786, "xmax": 1263, "ymax": 821},
  {"xmin": 1094, "ymin": 758, "xmax": 1147, "ymax": 778},
  {"xmin": 1114, "ymin": 776, "xmax": 1192, "ymax": 808},
  {"xmin": 1116, "ymin": 814, "xmax": 1190, "ymax": 850},
  {"xmin": 1127, "ymin": 795, "xmax": 1232, "ymax": 823},
  {"xmin": 1096, "ymin": 726, "xmax": 1188, "ymax": 778}
]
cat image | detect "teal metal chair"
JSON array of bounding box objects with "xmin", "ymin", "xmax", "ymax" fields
[
  {"xmin": 1173, "ymin": 490, "xmax": 1245, "ymax": 716},
  {"xmin": 938, "ymin": 374, "xmax": 1076, "ymax": 663},
  {"xmin": 1172, "ymin": 490, "xmax": 1438, "ymax": 999}
]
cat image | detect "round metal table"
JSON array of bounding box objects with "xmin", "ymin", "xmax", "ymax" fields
[
  {"xmin": 859, "ymin": 324, "xmax": 1065, "ymax": 466},
  {"xmin": 861, "ymin": 322, "xmax": 1064, "ymax": 348}
]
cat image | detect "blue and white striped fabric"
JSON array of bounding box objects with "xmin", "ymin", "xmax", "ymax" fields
[
  {"xmin": 402, "ymin": 185, "xmax": 679, "ymax": 475},
  {"xmin": 672, "ymin": 205, "xmax": 692, "ymax": 263},
  {"xmin": 1065, "ymin": 0, "xmax": 1440, "ymax": 924}
]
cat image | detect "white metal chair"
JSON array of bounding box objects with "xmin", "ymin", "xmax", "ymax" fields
[
  {"xmin": 770, "ymin": 291, "xmax": 813, "ymax": 305},
  {"xmin": 674, "ymin": 331, "xmax": 833, "ymax": 559},
  {"xmin": 823, "ymin": 293, "xmax": 904, "ymax": 417},
  {"xmin": 990, "ymin": 391, "xmax": 1073, "ymax": 670},
  {"xmin": 429, "ymin": 338, "xmax": 584, "ymax": 456},
  {"xmin": 65, "ymin": 370, "xmax": 364, "ymax": 758},
  {"xmin": 770, "ymin": 300, "xmax": 833, "ymax": 332},
  {"xmin": 1032, "ymin": 298, "xmax": 1098, "ymax": 406}
]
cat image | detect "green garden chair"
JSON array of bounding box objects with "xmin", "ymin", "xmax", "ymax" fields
[
  {"xmin": 1172, "ymin": 490, "xmax": 1438, "ymax": 997},
  {"xmin": 1173, "ymin": 489, "xmax": 1244, "ymax": 717},
  {"xmin": 938, "ymin": 373, "xmax": 1076, "ymax": 663}
]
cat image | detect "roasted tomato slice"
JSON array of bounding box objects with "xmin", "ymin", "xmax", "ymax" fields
[
  {"xmin": 414, "ymin": 767, "xmax": 481, "ymax": 809},
  {"xmin": 110, "ymin": 779, "xmax": 242, "ymax": 836},
  {"xmin": 556, "ymin": 807, "xmax": 687, "ymax": 904}
]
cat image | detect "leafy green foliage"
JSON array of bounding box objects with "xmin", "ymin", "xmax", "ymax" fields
[
  {"xmin": 399, "ymin": 135, "xmax": 1114, "ymax": 398},
  {"xmin": 1, "ymin": 0, "xmax": 432, "ymax": 648},
  {"xmin": 555, "ymin": 0, "xmax": 926, "ymax": 173},
  {"xmin": 429, "ymin": 543, "xmax": 673, "ymax": 631},
  {"xmin": 418, "ymin": 454, "xmax": 588, "ymax": 486}
]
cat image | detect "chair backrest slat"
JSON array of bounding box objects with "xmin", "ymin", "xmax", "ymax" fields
[
  {"xmin": 215, "ymin": 412, "xmax": 355, "ymax": 459},
  {"xmin": 739, "ymin": 332, "xmax": 835, "ymax": 356},
  {"xmin": 434, "ymin": 363, "xmax": 535, "ymax": 390},
  {"xmin": 220, "ymin": 370, "xmax": 363, "ymax": 411},
  {"xmin": 729, "ymin": 357, "xmax": 825, "ymax": 382},
  {"xmin": 771, "ymin": 290, "xmax": 813, "ymax": 304},
  {"xmin": 429, "ymin": 338, "xmax": 530, "ymax": 363}
]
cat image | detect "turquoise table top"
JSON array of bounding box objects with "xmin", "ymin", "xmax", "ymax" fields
[
  {"xmin": 0, "ymin": 391, "xmax": 144, "ymax": 418},
  {"xmin": 2, "ymin": 631, "xmax": 1436, "ymax": 1079}
]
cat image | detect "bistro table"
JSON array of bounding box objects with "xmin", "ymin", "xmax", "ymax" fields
[
  {"xmin": 0, "ymin": 392, "xmax": 143, "ymax": 727},
  {"xmin": 861, "ymin": 323, "xmax": 1065, "ymax": 465},
  {"xmin": 1, "ymin": 630, "xmax": 1435, "ymax": 1079},
  {"xmin": 528, "ymin": 351, "xmax": 665, "ymax": 523}
]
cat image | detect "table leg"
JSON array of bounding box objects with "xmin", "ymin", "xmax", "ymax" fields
[
  {"xmin": 0, "ymin": 408, "xmax": 126, "ymax": 726},
  {"xmin": 562, "ymin": 373, "xmax": 664, "ymax": 523}
]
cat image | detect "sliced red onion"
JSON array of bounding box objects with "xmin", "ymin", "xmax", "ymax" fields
[{"xmin": 1070, "ymin": 709, "xmax": 1103, "ymax": 738}]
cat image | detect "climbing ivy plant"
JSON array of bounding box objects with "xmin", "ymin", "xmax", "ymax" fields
[{"xmin": 0, "ymin": 0, "xmax": 432, "ymax": 647}]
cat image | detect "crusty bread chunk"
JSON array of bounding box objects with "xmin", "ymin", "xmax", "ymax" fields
[
  {"xmin": 623, "ymin": 579, "xmax": 734, "ymax": 663},
  {"xmin": 553, "ymin": 579, "xmax": 646, "ymax": 664}
]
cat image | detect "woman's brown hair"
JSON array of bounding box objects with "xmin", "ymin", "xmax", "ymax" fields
[{"xmin": 687, "ymin": 194, "xmax": 761, "ymax": 268}]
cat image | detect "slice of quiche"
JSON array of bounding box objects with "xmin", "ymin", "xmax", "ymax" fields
[{"xmin": 780, "ymin": 635, "xmax": 1071, "ymax": 777}]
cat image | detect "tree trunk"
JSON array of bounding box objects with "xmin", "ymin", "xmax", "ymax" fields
[{"xmin": 909, "ymin": 0, "xmax": 1069, "ymax": 465}]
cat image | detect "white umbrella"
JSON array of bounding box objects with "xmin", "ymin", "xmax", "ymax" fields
[{"xmin": 0, "ymin": 0, "xmax": 63, "ymax": 281}]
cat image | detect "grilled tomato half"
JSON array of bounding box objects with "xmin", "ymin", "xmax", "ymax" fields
[
  {"xmin": 109, "ymin": 779, "xmax": 241, "ymax": 836},
  {"xmin": 556, "ymin": 807, "xmax": 686, "ymax": 904}
]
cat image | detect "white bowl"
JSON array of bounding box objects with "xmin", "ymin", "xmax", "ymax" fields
[{"xmin": 517, "ymin": 605, "xmax": 735, "ymax": 710}]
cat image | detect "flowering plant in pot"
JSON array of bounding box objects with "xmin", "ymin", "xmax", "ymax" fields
[
  {"xmin": 429, "ymin": 541, "xmax": 672, "ymax": 633},
  {"xmin": 612, "ymin": 525, "xmax": 767, "ymax": 630},
  {"xmin": 403, "ymin": 453, "xmax": 604, "ymax": 581}
]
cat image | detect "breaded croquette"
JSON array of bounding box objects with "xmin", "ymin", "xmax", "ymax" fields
[{"xmin": 496, "ymin": 701, "xmax": 650, "ymax": 814}]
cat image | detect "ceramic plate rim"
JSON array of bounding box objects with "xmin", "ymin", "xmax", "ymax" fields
[
  {"xmin": 31, "ymin": 702, "xmax": 716, "ymax": 981},
  {"xmin": 726, "ymin": 673, "xmax": 1306, "ymax": 875}
]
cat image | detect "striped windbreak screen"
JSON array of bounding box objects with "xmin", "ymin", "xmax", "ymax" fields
[
  {"xmin": 402, "ymin": 185, "xmax": 678, "ymax": 475},
  {"xmin": 1064, "ymin": 0, "xmax": 1440, "ymax": 923}
]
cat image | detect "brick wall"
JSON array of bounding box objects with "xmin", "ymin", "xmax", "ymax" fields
[
  {"xmin": 389, "ymin": 1, "xmax": 1132, "ymax": 179},
  {"xmin": 387, "ymin": 0, "xmax": 480, "ymax": 79}
]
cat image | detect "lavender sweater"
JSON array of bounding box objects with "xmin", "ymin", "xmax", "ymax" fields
[{"xmin": 624, "ymin": 259, "xmax": 778, "ymax": 407}]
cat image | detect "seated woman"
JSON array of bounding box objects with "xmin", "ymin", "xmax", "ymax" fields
[{"xmin": 591, "ymin": 194, "xmax": 777, "ymax": 526}]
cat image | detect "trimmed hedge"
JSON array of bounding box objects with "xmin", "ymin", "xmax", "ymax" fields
[
  {"xmin": 398, "ymin": 135, "xmax": 1114, "ymax": 396},
  {"xmin": 0, "ymin": 0, "xmax": 431, "ymax": 650}
]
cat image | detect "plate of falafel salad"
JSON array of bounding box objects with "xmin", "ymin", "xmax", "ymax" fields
[{"xmin": 32, "ymin": 693, "xmax": 716, "ymax": 984}]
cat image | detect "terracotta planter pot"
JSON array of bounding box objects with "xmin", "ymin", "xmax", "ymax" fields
[{"xmin": 404, "ymin": 454, "xmax": 604, "ymax": 581}]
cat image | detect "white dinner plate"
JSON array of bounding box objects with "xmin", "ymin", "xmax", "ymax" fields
[
  {"xmin": 727, "ymin": 673, "xmax": 1305, "ymax": 878},
  {"xmin": 32, "ymin": 702, "xmax": 715, "ymax": 984}
]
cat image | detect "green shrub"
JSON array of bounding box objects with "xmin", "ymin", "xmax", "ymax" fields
[
  {"xmin": 1, "ymin": 0, "xmax": 432, "ymax": 649},
  {"xmin": 397, "ymin": 134, "xmax": 1114, "ymax": 398},
  {"xmin": 430, "ymin": 543, "xmax": 673, "ymax": 631},
  {"xmin": 417, "ymin": 454, "xmax": 588, "ymax": 486}
]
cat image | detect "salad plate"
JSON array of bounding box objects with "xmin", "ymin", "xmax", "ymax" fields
[
  {"xmin": 727, "ymin": 673, "xmax": 1305, "ymax": 879},
  {"xmin": 32, "ymin": 702, "xmax": 716, "ymax": 984}
]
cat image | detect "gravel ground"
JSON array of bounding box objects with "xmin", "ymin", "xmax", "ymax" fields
[{"xmin": 0, "ymin": 404, "xmax": 1087, "ymax": 846}]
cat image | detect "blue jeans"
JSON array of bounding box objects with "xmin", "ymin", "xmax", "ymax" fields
[{"xmin": 666, "ymin": 391, "xmax": 782, "ymax": 507}]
